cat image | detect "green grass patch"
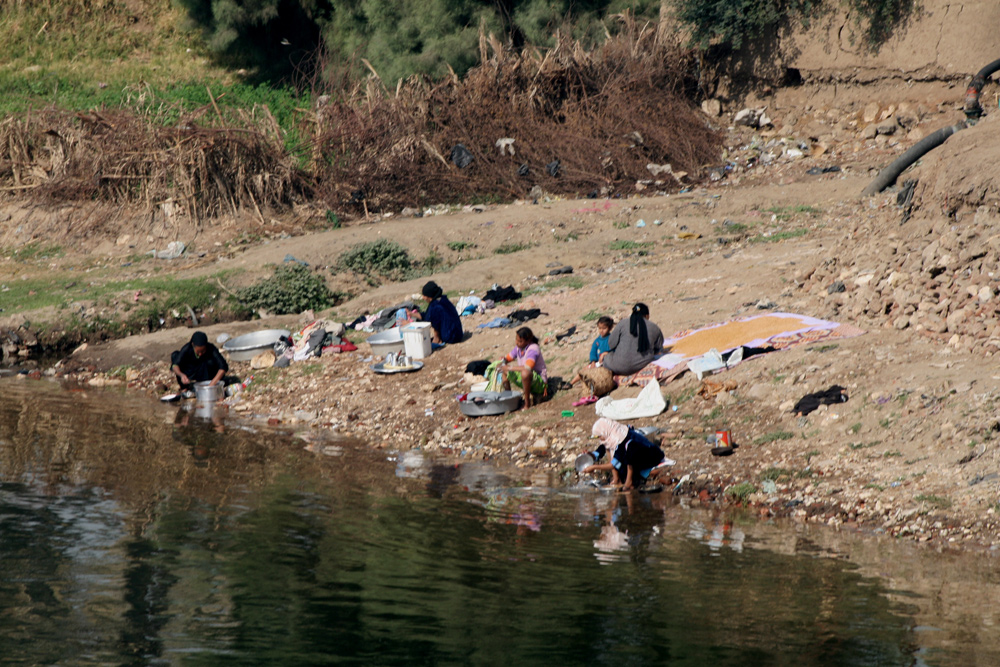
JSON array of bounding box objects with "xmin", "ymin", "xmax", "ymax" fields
[
  {"xmin": 524, "ymin": 275, "xmax": 585, "ymax": 296},
  {"xmin": 447, "ymin": 241, "xmax": 475, "ymax": 252},
  {"xmin": 753, "ymin": 430, "xmax": 795, "ymax": 445},
  {"xmin": 849, "ymin": 422, "xmax": 863, "ymax": 434},
  {"xmin": 760, "ymin": 467, "xmax": 793, "ymax": 482},
  {"xmin": 703, "ymin": 406, "xmax": 723, "ymax": 421},
  {"xmin": 581, "ymin": 309, "xmax": 606, "ymax": 322},
  {"xmin": 725, "ymin": 482, "xmax": 757, "ymax": 503},
  {"xmin": 915, "ymin": 494, "xmax": 952, "ymax": 510},
  {"xmin": 494, "ymin": 242, "xmax": 536, "ymax": 255},
  {"xmin": 673, "ymin": 386, "xmax": 697, "ymax": 405},
  {"xmin": 1, "ymin": 242, "xmax": 64, "ymax": 262},
  {"xmin": 609, "ymin": 240, "xmax": 655, "ymax": 252},
  {"xmin": 750, "ymin": 228, "xmax": 810, "ymax": 243},
  {"xmin": 764, "ymin": 205, "xmax": 822, "ymax": 221},
  {"xmin": 848, "ymin": 441, "xmax": 879, "ymax": 450}
]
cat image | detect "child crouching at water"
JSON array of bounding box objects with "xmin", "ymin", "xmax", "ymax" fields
[{"xmin": 583, "ymin": 418, "xmax": 673, "ymax": 491}]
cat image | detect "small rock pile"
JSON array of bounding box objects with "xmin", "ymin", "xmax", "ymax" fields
[{"xmin": 798, "ymin": 205, "xmax": 1000, "ymax": 355}]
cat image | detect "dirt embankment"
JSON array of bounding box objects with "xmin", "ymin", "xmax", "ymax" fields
[
  {"xmin": 50, "ymin": 92, "xmax": 1000, "ymax": 552},
  {"xmin": 7, "ymin": 3, "xmax": 1000, "ymax": 551}
]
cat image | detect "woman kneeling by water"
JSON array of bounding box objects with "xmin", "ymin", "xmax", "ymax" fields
[
  {"xmin": 498, "ymin": 327, "xmax": 547, "ymax": 408},
  {"xmin": 583, "ymin": 418, "xmax": 672, "ymax": 491}
]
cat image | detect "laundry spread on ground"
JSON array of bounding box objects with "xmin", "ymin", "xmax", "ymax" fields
[
  {"xmin": 608, "ymin": 313, "xmax": 864, "ymax": 387},
  {"xmin": 653, "ymin": 313, "xmax": 866, "ymax": 371}
]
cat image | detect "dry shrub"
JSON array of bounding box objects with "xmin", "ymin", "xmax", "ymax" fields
[
  {"xmin": 0, "ymin": 107, "xmax": 308, "ymax": 222},
  {"xmin": 313, "ymin": 15, "xmax": 722, "ymax": 212}
]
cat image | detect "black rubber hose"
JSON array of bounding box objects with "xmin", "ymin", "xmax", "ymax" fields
[
  {"xmin": 964, "ymin": 57, "xmax": 1000, "ymax": 117},
  {"xmin": 861, "ymin": 122, "xmax": 967, "ymax": 196}
]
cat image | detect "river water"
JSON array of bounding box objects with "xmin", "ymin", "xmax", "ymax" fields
[{"xmin": 0, "ymin": 379, "xmax": 997, "ymax": 666}]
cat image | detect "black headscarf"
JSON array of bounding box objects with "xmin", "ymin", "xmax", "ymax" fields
[
  {"xmin": 422, "ymin": 281, "xmax": 443, "ymax": 300},
  {"xmin": 630, "ymin": 303, "xmax": 650, "ymax": 354}
]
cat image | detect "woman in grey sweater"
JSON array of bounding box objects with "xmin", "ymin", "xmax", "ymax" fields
[{"xmin": 599, "ymin": 303, "xmax": 664, "ymax": 375}]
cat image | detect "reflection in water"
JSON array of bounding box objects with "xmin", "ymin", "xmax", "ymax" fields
[{"xmin": 0, "ymin": 379, "xmax": 996, "ymax": 665}]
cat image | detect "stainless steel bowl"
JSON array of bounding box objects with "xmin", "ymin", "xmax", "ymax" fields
[
  {"xmin": 458, "ymin": 391, "xmax": 523, "ymax": 417},
  {"xmin": 222, "ymin": 329, "xmax": 291, "ymax": 362},
  {"xmin": 194, "ymin": 381, "xmax": 223, "ymax": 402}
]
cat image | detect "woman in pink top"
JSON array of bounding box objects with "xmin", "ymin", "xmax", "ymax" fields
[{"xmin": 499, "ymin": 327, "xmax": 547, "ymax": 408}]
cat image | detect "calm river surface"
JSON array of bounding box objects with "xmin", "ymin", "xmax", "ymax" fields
[{"xmin": 1, "ymin": 379, "xmax": 998, "ymax": 665}]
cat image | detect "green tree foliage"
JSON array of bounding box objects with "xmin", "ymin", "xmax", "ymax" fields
[
  {"xmin": 672, "ymin": 0, "xmax": 915, "ymax": 52},
  {"xmin": 174, "ymin": 0, "xmax": 660, "ymax": 84},
  {"xmin": 172, "ymin": 0, "xmax": 332, "ymax": 82},
  {"xmin": 672, "ymin": 0, "xmax": 819, "ymax": 50}
]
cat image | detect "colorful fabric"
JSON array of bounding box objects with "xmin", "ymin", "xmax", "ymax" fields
[
  {"xmin": 506, "ymin": 343, "xmax": 547, "ymax": 380},
  {"xmin": 483, "ymin": 360, "xmax": 505, "ymax": 392},
  {"xmin": 508, "ymin": 368, "xmax": 547, "ymax": 395},
  {"xmin": 655, "ymin": 313, "xmax": 865, "ymax": 371}
]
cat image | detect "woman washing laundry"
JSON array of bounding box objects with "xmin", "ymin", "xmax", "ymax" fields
[
  {"xmin": 583, "ymin": 417, "xmax": 673, "ymax": 491},
  {"xmin": 498, "ymin": 327, "xmax": 548, "ymax": 408},
  {"xmin": 599, "ymin": 303, "xmax": 664, "ymax": 376},
  {"xmin": 413, "ymin": 280, "xmax": 463, "ymax": 345}
]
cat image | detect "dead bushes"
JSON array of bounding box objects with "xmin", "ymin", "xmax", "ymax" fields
[
  {"xmin": 312, "ymin": 17, "xmax": 722, "ymax": 212},
  {"xmin": 0, "ymin": 107, "xmax": 308, "ymax": 222}
]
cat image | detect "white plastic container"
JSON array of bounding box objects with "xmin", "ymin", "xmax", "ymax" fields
[{"xmin": 402, "ymin": 322, "xmax": 433, "ymax": 359}]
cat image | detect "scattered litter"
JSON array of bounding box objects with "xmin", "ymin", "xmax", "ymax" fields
[
  {"xmin": 806, "ymin": 166, "xmax": 842, "ymax": 175},
  {"xmin": 283, "ymin": 254, "xmax": 309, "ymax": 266},
  {"xmin": 495, "ymin": 137, "xmax": 515, "ymax": 155},
  {"xmin": 149, "ymin": 241, "xmax": 185, "ymax": 260},
  {"xmin": 450, "ymin": 144, "xmax": 474, "ymax": 169}
]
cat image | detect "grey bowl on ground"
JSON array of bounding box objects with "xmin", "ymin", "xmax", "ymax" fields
[
  {"xmin": 367, "ymin": 329, "xmax": 406, "ymax": 356},
  {"xmin": 458, "ymin": 391, "xmax": 523, "ymax": 417},
  {"xmin": 222, "ymin": 329, "xmax": 291, "ymax": 361}
]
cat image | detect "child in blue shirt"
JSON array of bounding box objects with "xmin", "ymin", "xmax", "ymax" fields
[
  {"xmin": 589, "ymin": 316, "xmax": 614, "ymax": 362},
  {"xmin": 567, "ymin": 317, "xmax": 614, "ymax": 404}
]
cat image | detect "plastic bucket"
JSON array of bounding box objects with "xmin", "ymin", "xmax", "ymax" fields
[{"xmin": 403, "ymin": 322, "xmax": 433, "ymax": 359}]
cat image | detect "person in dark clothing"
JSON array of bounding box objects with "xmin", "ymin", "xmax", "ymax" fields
[
  {"xmin": 416, "ymin": 280, "xmax": 463, "ymax": 345},
  {"xmin": 170, "ymin": 331, "xmax": 228, "ymax": 391},
  {"xmin": 583, "ymin": 418, "xmax": 672, "ymax": 491}
]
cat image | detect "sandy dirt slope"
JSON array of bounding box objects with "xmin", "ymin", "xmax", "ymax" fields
[{"xmin": 49, "ymin": 161, "xmax": 1000, "ymax": 552}]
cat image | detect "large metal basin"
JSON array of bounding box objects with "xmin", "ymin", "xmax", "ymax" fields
[
  {"xmin": 223, "ymin": 329, "xmax": 290, "ymax": 361},
  {"xmin": 367, "ymin": 329, "xmax": 405, "ymax": 356},
  {"xmin": 458, "ymin": 390, "xmax": 522, "ymax": 417}
]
